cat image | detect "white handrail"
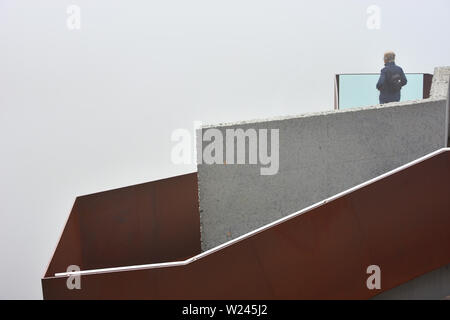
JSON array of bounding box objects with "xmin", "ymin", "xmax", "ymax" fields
[{"xmin": 54, "ymin": 147, "xmax": 450, "ymax": 278}]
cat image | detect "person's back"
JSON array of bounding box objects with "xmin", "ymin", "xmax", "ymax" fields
[{"xmin": 376, "ymin": 51, "xmax": 407, "ymax": 104}]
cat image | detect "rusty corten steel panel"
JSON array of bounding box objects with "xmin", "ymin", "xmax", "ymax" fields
[
  {"xmin": 43, "ymin": 172, "xmax": 201, "ymax": 278},
  {"xmin": 423, "ymin": 73, "xmax": 433, "ymax": 99},
  {"xmin": 334, "ymin": 74, "xmax": 340, "ymax": 110},
  {"xmin": 42, "ymin": 151, "xmax": 450, "ymax": 299}
]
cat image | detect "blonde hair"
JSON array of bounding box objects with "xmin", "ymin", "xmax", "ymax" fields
[{"xmin": 384, "ymin": 51, "xmax": 396, "ymax": 63}]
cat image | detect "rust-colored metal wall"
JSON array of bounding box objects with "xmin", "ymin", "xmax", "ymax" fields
[
  {"xmin": 43, "ymin": 172, "xmax": 201, "ymax": 278},
  {"xmin": 423, "ymin": 73, "xmax": 433, "ymax": 99},
  {"xmin": 42, "ymin": 151, "xmax": 450, "ymax": 299}
]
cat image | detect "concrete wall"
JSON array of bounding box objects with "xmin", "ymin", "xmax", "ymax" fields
[
  {"xmin": 430, "ymin": 66, "xmax": 450, "ymax": 99},
  {"xmin": 430, "ymin": 66, "xmax": 450, "ymax": 145},
  {"xmin": 197, "ymin": 98, "xmax": 448, "ymax": 251}
]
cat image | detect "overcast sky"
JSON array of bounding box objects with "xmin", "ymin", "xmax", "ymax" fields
[{"xmin": 1, "ymin": 0, "xmax": 449, "ymax": 299}]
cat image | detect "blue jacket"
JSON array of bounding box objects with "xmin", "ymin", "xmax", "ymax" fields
[{"xmin": 376, "ymin": 62, "xmax": 407, "ymax": 104}]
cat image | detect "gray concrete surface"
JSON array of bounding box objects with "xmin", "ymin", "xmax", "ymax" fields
[
  {"xmin": 197, "ymin": 98, "xmax": 448, "ymax": 251},
  {"xmin": 430, "ymin": 66, "xmax": 450, "ymax": 145},
  {"xmin": 430, "ymin": 66, "xmax": 450, "ymax": 99},
  {"xmin": 372, "ymin": 263, "xmax": 450, "ymax": 300}
]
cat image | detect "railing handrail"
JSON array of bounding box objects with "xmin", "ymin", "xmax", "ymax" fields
[{"xmin": 54, "ymin": 147, "xmax": 450, "ymax": 278}]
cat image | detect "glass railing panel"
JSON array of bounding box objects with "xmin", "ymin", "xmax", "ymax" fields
[{"xmin": 338, "ymin": 73, "xmax": 425, "ymax": 109}]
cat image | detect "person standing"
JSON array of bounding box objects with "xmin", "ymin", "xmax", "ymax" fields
[{"xmin": 376, "ymin": 51, "xmax": 407, "ymax": 104}]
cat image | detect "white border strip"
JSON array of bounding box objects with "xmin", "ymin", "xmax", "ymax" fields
[
  {"xmin": 55, "ymin": 148, "xmax": 450, "ymax": 278},
  {"xmin": 445, "ymin": 79, "xmax": 450, "ymax": 146}
]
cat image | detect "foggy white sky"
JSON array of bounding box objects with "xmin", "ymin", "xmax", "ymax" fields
[{"xmin": 1, "ymin": 0, "xmax": 449, "ymax": 299}]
